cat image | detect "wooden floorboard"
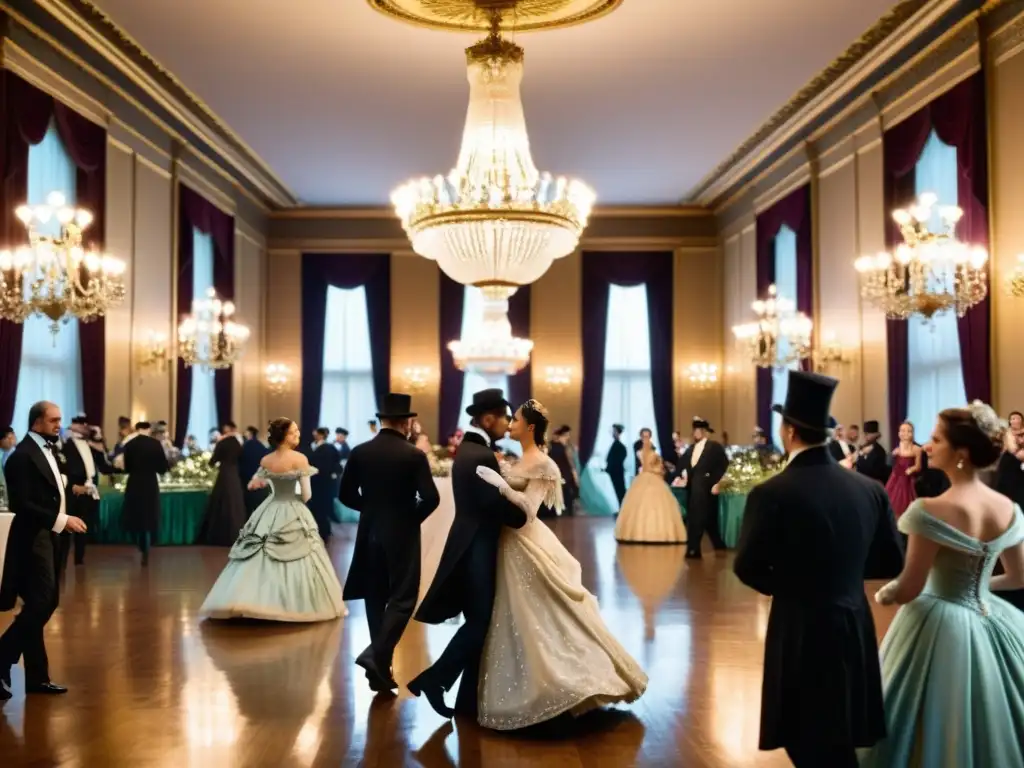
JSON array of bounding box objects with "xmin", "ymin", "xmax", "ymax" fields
[{"xmin": 0, "ymin": 517, "xmax": 897, "ymax": 767}]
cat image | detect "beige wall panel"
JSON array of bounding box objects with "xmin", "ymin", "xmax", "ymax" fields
[
  {"xmin": 264, "ymin": 251, "xmax": 302, "ymax": 425},
  {"xmin": 391, "ymin": 256, "xmax": 441, "ymax": 440},
  {"xmin": 233, "ymin": 232, "xmax": 266, "ymax": 430},
  {"xmin": 103, "ymin": 139, "xmax": 135, "ymax": 440},
  {"xmin": 674, "ymin": 247, "xmax": 723, "ymax": 435},
  {"xmin": 531, "ymin": 252, "xmax": 582, "ymax": 435}
]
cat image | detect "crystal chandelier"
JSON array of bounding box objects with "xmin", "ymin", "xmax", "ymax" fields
[
  {"xmin": 448, "ymin": 287, "xmax": 533, "ymax": 376},
  {"xmin": 391, "ymin": 12, "xmax": 595, "ymax": 295},
  {"xmin": 177, "ymin": 287, "xmax": 250, "ymax": 371},
  {"xmin": 1007, "ymin": 254, "xmax": 1024, "ymax": 299},
  {"xmin": 854, "ymin": 193, "xmax": 988, "ymax": 320},
  {"xmin": 732, "ymin": 284, "xmax": 812, "ymax": 369},
  {"xmin": 0, "ymin": 191, "xmax": 126, "ymax": 334}
]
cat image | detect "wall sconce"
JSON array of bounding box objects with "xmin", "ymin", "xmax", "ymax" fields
[
  {"xmin": 544, "ymin": 366, "xmax": 572, "ymax": 393},
  {"xmin": 137, "ymin": 330, "xmax": 168, "ymax": 383},
  {"xmin": 1007, "ymin": 254, "xmax": 1024, "ymax": 298},
  {"xmin": 402, "ymin": 366, "xmax": 432, "ymax": 393},
  {"xmin": 265, "ymin": 363, "xmax": 291, "ymax": 396},
  {"xmin": 813, "ymin": 330, "xmax": 850, "ymax": 373},
  {"xmin": 686, "ymin": 362, "xmax": 719, "ymax": 390}
]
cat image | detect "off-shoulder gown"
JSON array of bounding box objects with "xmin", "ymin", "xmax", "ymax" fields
[
  {"xmin": 860, "ymin": 500, "xmax": 1024, "ymax": 767},
  {"xmin": 477, "ymin": 453, "xmax": 648, "ymax": 730},
  {"xmin": 200, "ymin": 467, "xmax": 346, "ymax": 622}
]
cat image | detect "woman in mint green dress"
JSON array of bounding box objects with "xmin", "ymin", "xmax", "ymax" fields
[
  {"xmin": 861, "ymin": 403, "xmax": 1024, "ymax": 768},
  {"xmin": 200, "ymin": 418, "xmax": 346, "ymax": 622}
]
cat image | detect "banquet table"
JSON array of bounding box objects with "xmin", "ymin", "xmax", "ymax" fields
[
  {"xmin": 96, "ymin": 487, "xmax": 210, "ymax": 545},
  {"xmin": 670, "ymin": 487, "xmax": 747, "ymax": 548}
]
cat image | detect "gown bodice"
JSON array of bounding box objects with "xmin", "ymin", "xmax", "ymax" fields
[
  {"xmin": 639, "ymin": 448, "xmax": 663, "ymax": 475},
  {"xmin": 255, "ymin": 467, "xmax": 317, "ymax": 502},
  {"xmin": 899, "ymin": 500, "xmax": 1024, "ymax": 615}
]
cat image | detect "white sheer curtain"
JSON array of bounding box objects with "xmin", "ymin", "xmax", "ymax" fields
[
  {"xmin": 907, "ymin": 130, "xmax": 967, "ymax": 435},
  {"xmin": 12, "ymin": 121, "xmax": 83, "ymax": 432},
  {"xmin": 185, "ymin": 229, "xmax": 218, "ymax": 444},
  {"xmin": 590, "ymin": 284, "xmax": 657, "ymax": 473},
  {"xmin": 320, "ymin": 285, "xmax": 376, "ymax": 446},
  {"xmin": 456, "ymin": 286, "xmax": 517, "ymax": 453},
  {"xmin": 770, "ymin": 225, "xmax": 799, "ymax": 446}
]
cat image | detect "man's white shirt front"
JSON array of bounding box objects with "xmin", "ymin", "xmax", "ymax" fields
[{"xmin": 28, "ymin": 432, "xmax": 67, "ymax": 533}]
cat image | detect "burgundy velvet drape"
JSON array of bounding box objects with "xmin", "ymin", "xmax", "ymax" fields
[
  {"xmin": 578, "ymin": 252, "xmax": 674, "ymax": 464},
  {"xmin": 438, "ymin": 274, "xmax": 466, "ymax": 440},
  {"xmin": 882, "ymin": 73, "xmax": 989, "ymax": 440},
  {"xmin": 754, "ymin": 183, "xmax": 812, "ymax": 431},
  {"xmin": 299, "ymin": 253, "xmax": 391, "ymax": 437},
  {"xmin": 176, "ymin": 184, "xmax": 236, "ymax": 442},
  {"xmin": 506, "ymin": 286, "xmax": 532, "ymax": 410},
  {"xmin": 0, "ymin": 71, "xmax": 107, "ymax": 427}
]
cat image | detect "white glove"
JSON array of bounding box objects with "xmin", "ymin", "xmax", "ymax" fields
[
  {"xmin": 476, "ymin": 465, "xmax": 505, "ymax": 489},
  {"xmin": 874, "ymin": 580, "xmax": 899, "ymax": 606}
]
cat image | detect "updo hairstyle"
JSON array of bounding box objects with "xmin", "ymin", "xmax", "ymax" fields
[
  {"xmin": 519, "ymin": 399, "xmax": 550, "ymax": 448},
  {"xmin": 267, "ymin": 417, "xmax": 294, "ymax": 448},
  {"xmin": 938, "ymin": 401, "xmax": 1007, "ymax": 469}
]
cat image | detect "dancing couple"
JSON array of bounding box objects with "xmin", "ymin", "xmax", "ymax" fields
[{"xmin": 341, "ymin": 389, "xmax": 647, "ymax": 730}]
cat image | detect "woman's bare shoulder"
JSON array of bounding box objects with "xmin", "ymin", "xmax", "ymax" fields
[{"xmin": 260, "ymin": 449, "xmax": 309, "ymax": 472}]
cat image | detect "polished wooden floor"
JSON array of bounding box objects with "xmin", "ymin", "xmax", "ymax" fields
[{"xmin": 0, "ymin": 518, "xmax": 898, "ymax": 767}]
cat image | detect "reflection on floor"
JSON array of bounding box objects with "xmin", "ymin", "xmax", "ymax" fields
[{"xmin": 0, "ymin": 517, "xmax": 897, "ymax": 767}]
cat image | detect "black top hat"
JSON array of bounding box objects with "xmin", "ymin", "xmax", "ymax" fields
[
  {"xmin": 376, "ymin": 393, "xmax": 417, "ymax": 419},
  {"xmin": 71, "ymin": 414, "xmax": 88, "ymax": 425},
  {"xmin": 863, "ymin": 420, "xmax": 881, "ymax": 434},
  {"xmin": 466, "ymin": 388, "xmax": 511, "ymax": 418},
  {"xmin": 771, "ymin": 370, "xmax": 838, "ymax": 432},
  {"xmin": 692, "ymin": 416, "xmax": 715, "ymax": 434},
  {"xmin": 827, "ymin": 416, "xmax": 838, "ymax": 429}
]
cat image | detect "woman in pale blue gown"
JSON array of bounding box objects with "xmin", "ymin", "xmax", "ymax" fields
[
  {"xmin": 200, "ymin": 417, "xmax": 346, "ymax": 622},
  {"xmin": 861, "ymin": 403, "xmax": 1024, "ymax": 768}
]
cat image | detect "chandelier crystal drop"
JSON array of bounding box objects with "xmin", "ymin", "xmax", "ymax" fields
[
  {"xmin": 177, "ymin": 287, "xmax": 250, "ymax": 371},
  {"xmin": 732, "ymin": 284, "xmax": 813, "ymax": 369},
  {"xmin": 448, "ymin": 287, "xmax": 533, "ymax": 376},
  {"xmin": 0, "ymin": 191, "xmax": 126, "ymax": 335},
  {"xmin": 391, "ymin": 14, "xmax": 595, "ymax": 295},
  {"xmin": 854, "ymin": 193, "xmax": 988, "ymax": 320}
]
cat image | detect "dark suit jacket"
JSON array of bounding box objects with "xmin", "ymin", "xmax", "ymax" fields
[
  {"xmin": 548, "ymin": 442, "xmax": 577, "ymax": 493},
  {"xmin": 855, "ymin": 441, "xmax": 890, "ymax": 484},
  {"xmin": 827, "ymin": 439, "xmax": 855, "ymax": 463},
  {"xmin": 678, "ymin": 439, "xmax": 729, "ymax": 492},
  {"xmin": 0, "ymin": 437, "xmax": 65, "ymax": 611},
  {"xmin": 605, "ymin": 439, "xmax": 627, "ymax": 478},
  {"xmin": 122, "ymin": 434, "xmax": 170, "ymax": 534},
  {"xmin": 239, "ymin": 438, "xmax": 269, "ymax": 486},
  {"xmin": 416, "ymin": 432, "xmax": 527, "ymax": 624},
  {"xmin": 733, "ymin": 445, "xmax": 904, "ymax": 750},
  {"xmin": 340, "ymin": 429, "xmax": 440, "ymax": 600}
]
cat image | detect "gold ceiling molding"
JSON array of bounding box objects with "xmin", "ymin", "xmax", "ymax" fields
[
  {"xmin": 268, "ymin": 205, "xmax": 710, "ymax": 220},
  {"xmin": 33, "ymin": 0, "xmax": 298, "ymax": 208},
  {"xmin": 365, "ymin": 0, "xmax": 622, "ymax": 33},
  {"xmin": 689, "ymin": 0, "xmax": 936, "ymax": 206}
]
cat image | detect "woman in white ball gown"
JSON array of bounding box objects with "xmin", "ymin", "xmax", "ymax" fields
[
  {"xmin": 200, "ymin": 417, "xmax": 346, "ymax": 622},
  {"xmin": 473, "ymin": 400, "xmax": 648, "ymax": 730},
  {"xmin": 614, "ymin": 432, "xmax": 687, "ymax": 544}
]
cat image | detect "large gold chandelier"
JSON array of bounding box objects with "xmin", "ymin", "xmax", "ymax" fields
[
  {"xmin": 177, "ymin": 287, "xmax": 249, "ymax": 371},
  {"xmin": 0, "ymin": 191, "xmax": 125, "ymax": 334},
  {"xmin": 732, "ymin": 284, "xmax": 812, "ymax": 369},
  {"xmin": 448, "ymin": 286, "xmax": 533, "ymax": 375},
  {"xmin": 854, "ymin": 193, "xmax": 988, "ymax": 320},
  {"xmin": 390, "ymin": 11, "xmax": 595, "ymax": 295}
]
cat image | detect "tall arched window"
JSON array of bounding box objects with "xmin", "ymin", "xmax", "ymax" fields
[
  {"xmin": 770, "ymin": 224, "xmax": 798, "ymax": 447},
  {"xmin": 12, "ymin": 121, "xmax": 82, "ymax": 431},
  {"xmin": 590, "ymin": 284, "xmax": 658, "ymax": 472},
  {"xmin": 320, "ymin": 285, "xmax": 376, "ymax": 446},
  {"xmin": 906, "ymin": 130, "xmax": 966, "ymax": 434},
  {"xmin": 185, "ymin": 229, "xmax": 217, "ymax": 445}
]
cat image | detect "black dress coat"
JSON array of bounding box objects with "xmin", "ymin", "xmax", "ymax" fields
[
  {"xmin": 605, "ymin": 439, "xmax": 628, "ymax": 503},
  {"xmin": 121, "ymin": 434, "xmax": 170, "ymax": 535},
  {"xmin": 827, "ymin": 439, "xmax": 855, "ymax": 463},
  {"xmin": 196, "ymin": 437, "xmax": 246, "ymax": 546},
  {"xmin": 678, "ymin": 439, "xmax": 730, "ymax": 518},
  {"xmin": 239, "ymin": 438, "xmax": 270, "ymax": 514},
  {"xmin": 308, "ymin": 442, "xmax": 342, "ymax": 540},
  {"xmin": 854, "ymin": 441, "xmax": 889, "ymax": 484},
  {"xmin": 0, "ymin": 437, "xmax": 64, "ymax": 612},
  {"xmin": 340, "ymin": 429, "xmax": 440, "ymax": 601},
  {"xmin": 548, "ymin": 442, "xmax": 577, "ymax": 512},
  {"xmin": 733, "ymin": 445, "xmax": 904, "ymax": 751},
  {"xmin": 415, "ymin": 432, "xmax": 527, "ymax": 624}
]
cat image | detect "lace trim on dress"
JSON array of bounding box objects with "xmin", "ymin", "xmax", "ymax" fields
[
  {"xmin": 256, "ymin": 466, "xmax": 319, "ymax": 479},
  {"xmin": 504, "ymin": 456, "xmax": 565, "ymax": 514}
]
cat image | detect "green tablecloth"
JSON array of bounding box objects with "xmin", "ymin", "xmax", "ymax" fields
[
  {"xmin": 670, "ymin": 488, "xmax": 747, "ymax": 548},
  {"xmin": 96, "ymin": 488, "xmax": 210, "ymax": 545}
]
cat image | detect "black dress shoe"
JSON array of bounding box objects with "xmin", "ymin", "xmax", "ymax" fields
[
  {"xmin": 684, "ymin": 551, "xmax": 702, "ymax": 560},
  {"xmin": 407, "ymin": 675, "xmax": 454, "ymax": 719},
  {"xmin": 354, "ymin": 651, "xmax": 397, "ymax": 693},
  {"xmin": 26, "ymin": 682, "xmax": 68, "ymax": 695}
]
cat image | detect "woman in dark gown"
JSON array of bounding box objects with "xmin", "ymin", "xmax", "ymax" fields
[
  {"xmin": 196, "ymin": 431, "xmax": 247, "ymax": 546},
  {"xmin": 120, "ymin": 422, "xmax": 170, "ymax": 566}
]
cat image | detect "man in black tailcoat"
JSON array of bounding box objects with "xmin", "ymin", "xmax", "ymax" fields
[
  {"xmin": 0, "ymin": 401, "xmax": 88, "ymax": 701},
  {"xmin": 605, "ymin": 424, "xmax": 628, "ymax": 507},
  {"xmin": 677, "ymin": 417, "xmax": 730, "ymax": 558},
  {"xmin": 308, "ymin": 427, "xmax": 340, "ymax": 542},
  {"xmin": 239, "ymin": 426, "xmax": 270, "ymax": 517},
  {"xmin": 118, "ymin": 422, "xmax": 170, "ymax": 566},
  {"xmin": 408, "ymin": 389, "xmax": 528, "ymax": 719},
  {"xmin": 57, "ymin": 415, "xmax": 112, "ymax": 572},
  {"xmin": 734, "ymin": 371, "xmax": 904, "ymax": 768},
  {"xmin": 340, "ymin": 393, "xmax": 439, "ymax": 693},
  {"xmin": 852, "ymin": 420, "xmax": 890, "ymax": 484}
]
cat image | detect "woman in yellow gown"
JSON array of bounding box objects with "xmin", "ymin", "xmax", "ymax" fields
[{"xmin": 615, "ymin": 434, "xmax": 687, "ymax": 544}]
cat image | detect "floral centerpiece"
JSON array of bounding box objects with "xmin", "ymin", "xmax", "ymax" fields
[
  {"xmin": 428, "ymin": 445, "xmax": 454, "ymax": 478},
  {"xmin": 112, "ymin": 451, "xmax": 218, "ymax": 492},
  {"xmin": 717, "ymin": 446, "xmax": 784, "ymax": 495}
]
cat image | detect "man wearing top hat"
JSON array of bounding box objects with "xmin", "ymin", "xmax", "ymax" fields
[
  {"xmin": 676, "ymin": 417, "xmax": 730, "ymax": 558},
  {"xmin": 734, "ymin": 370, "xmax": 904, "ymax": 768},
  {"xmin": 409, "ymin": 389, "xmax": 528, "ymax": 719},
  {"xmin": 340, "ymin": 393, "xmax": 440, "ymax": 693},
  {"xmin": 851, "ymin": 421, "xmax": 889, "ymax": 485}
]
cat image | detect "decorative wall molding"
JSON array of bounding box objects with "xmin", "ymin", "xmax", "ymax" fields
[
  {"xmin": 136, "ymin": 152, "xmax": 172, "ymax": 181},
  {"xmin": 177, "ymin": 159, "xmax": 235, "ymax": 216},
  {"xmin": 235, "ymin": 223, "xmax": 267, "ymax": 251},
  {"xmin": 267, "ymin": 205, "xmax": 710, "ymax": 220},
  {"xmin": 988, "ymin": 2, "xmax": 1024, "ymax": 64},
  {"xmin": 1, "ymin": 36, "xmax": 108, "ymax": 126}
]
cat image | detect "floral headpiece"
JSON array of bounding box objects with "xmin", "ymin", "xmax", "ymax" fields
[{"xmin": 967, "ymin": 400, "xmax": 1007, "ymax": 440}]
